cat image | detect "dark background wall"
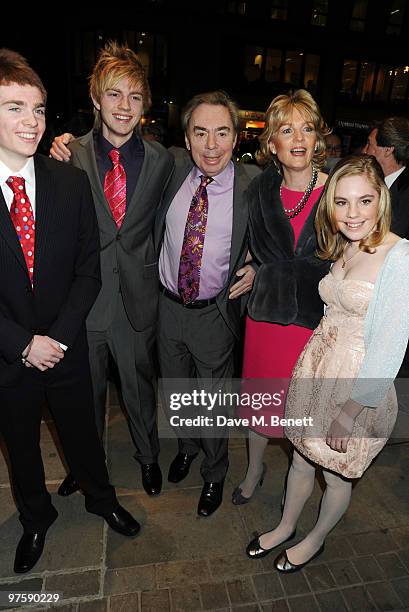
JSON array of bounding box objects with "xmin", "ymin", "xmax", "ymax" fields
[{"xmin": 1, "ymin": 0, "xmax": 408, "ymax": 147}]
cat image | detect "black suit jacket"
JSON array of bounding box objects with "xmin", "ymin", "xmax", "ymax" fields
[
  {"xmin": 0, "ymin": 154, "xmax": 101, "ymax": 386},
  {"xmin": 390, "ymin": 166, "xmax": 409, "ymax": 239},
  {"xmin": 154, "ymin": 157, "xmax": 259, "ymax": 338}
]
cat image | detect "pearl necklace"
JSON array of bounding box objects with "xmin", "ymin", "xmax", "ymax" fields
[
  {"xmin": 280, "ymin": 167, "xmax": 318, "ymax": 219},
  {"xmin": 341, "ymin": 243, "xmax": 360, "ymax": 269}
]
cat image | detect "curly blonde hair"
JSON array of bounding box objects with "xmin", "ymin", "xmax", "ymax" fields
[{"xmin": 257, "ymin": 89, "xmax": 330, "ymax": 170}]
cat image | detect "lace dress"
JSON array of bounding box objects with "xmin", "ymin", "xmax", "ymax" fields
[{"xmin": 285, "ymin": 272, "xmax": 398, "ymax": 478}]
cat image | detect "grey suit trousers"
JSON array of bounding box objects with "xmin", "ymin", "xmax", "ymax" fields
[
  {"xmin": 88, "ymin": 293, "xmax": 159, "ymax": 464},
  {"xmin": 157, "ymin": 293, "xmax": 235, "ymax": 482}
]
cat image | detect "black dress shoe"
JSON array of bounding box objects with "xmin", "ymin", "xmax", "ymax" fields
[
  {"xmin": 168, "ymin": 452, "xmax": 197, "ymax": 483},
  {"xmin": 14, "ymin": 531, "xmax": 47, "ymax": 574},
  {"xmin": 141, "ymin": 462, "xmax": 162, "ymax": 496},
  {"xmin": 197, "ymin": 481, "xmax": 224, "ymax": 517},
  {"xmin": 246, "ymin": 529, "xmax": 296, "ymax": 559},
  {"xmin": 274, "ymin": 543, "xmax": 325, "ymax": 573},
  {"xmin": 103, "ymin": 506, "xmax": 141, "ymax": 537},
  {"xmin": 57, "ymin": 473, "xmax": 80, "ymax": 497}
]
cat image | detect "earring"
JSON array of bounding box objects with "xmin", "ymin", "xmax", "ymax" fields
[{"xmin": 314, "ymin": 145, "xmax": 318, "ymax": 153}]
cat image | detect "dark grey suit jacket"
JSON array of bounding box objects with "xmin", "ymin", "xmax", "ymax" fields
[
  {"xmin": 154, "ymin": 157, "xmax": 259, "ymax": 338},
  {"xmin": 68, "ymin": 130, "xmax": 174, "ymax": 332},
  {"xmin": 390, "ymin": 165, "xmax": 409, "ymax": 240}
]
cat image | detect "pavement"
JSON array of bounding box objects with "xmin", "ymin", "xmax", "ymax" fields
[{"xmin": 0, "ymin": 386, "xmax": 409, "ymax": 611}]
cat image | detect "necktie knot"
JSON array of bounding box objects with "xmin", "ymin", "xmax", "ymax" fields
[
  {"xmin": 108, "ymin": 149, "xmax": 121, "ymax": 165},
  {"xmin": 7, "ymin": 175, "xmax": 26, "ymax": 196},
  {"xmin": 200, "ymin": 175, "xmax": 213, "ymax": 188}
]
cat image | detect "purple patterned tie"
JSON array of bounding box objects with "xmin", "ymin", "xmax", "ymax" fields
[{"xmin": 177, "ymin": 175, "xmax": 213, "ymax": 304}]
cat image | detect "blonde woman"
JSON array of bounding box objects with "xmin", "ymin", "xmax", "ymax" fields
[
  {"xmin": 246, "ymin": 154, "xmax": 409, "ymax": 572},
  {"xmin": 234, "ymin": 90, "xmax": 329, "ymax": 504}
]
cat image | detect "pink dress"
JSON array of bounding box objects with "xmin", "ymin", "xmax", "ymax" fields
[{"xmin": 241, "ymin": 185, "xmax": 324, "ymax": 437}]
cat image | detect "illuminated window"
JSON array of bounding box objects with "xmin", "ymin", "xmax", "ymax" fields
[
  {"xmin": 357, "ymin": 62, "xmax": 375, "ymax": 102},
  {"xmin": 271, "ymin": 0, "xmax": 288, "ymax": 20},
  {"xmin": 386, "ymin": 0, "xmax": 406, "ymax": 34},
  {"xmin": 304, "ymin": 55, "xmax": 320, "ymax": 94},
  {"xmin": 311, "ymin": 0, "xmax": 328, "ymax": 26},
  {"xmin": 265, "ymin": 49, "xmax": 283, "ymax": 82},
  {"xmin": 244, "ymin": 46, "xmax": 264, "ymax": 82},
  {"xmin": 391, "ymin": 66, "xmax": 409, "ymax": 100},
  {"xmin": 227, "ymin": 1, "xmax": 246, "ymax": 14},
  {"xmin": 284, "ymin": 51, "xmax": 303, "ymax": 85},
  {"xmin": 340, "ymin": 60, "xmax": 358, "ymax": 98},
  {"xmin": 374, "ymin": 65, "xmax": 394, "ymax": 101},
  {"xmin": 350, "ymin": 0, "xmax": 368, "ymax": 31}
]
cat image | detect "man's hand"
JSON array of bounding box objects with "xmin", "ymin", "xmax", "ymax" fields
[
  {"xmin": 229, "ymin": 264, "xmax": 256, "ymax": 299},
  {"xmin": 49, "ymin": 133, "xmax": 75, "ymax": 162},
  {"xmin": 26, "ymin": 335, "xmax": 65, "ymax": 371}
]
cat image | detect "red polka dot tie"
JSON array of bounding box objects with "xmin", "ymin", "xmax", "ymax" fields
[{"xmin": 6, "ymin": 176, "xmax": 35, "ymax": 284}]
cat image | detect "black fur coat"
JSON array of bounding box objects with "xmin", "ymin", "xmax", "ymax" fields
[{"xmin": 247, "ymin": 164, "xmax": 330, "ymax": 329}]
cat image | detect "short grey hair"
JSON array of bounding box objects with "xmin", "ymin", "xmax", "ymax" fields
[{"xmin": 181, "ymin": 90, "xmax": 239, "ymax": 134}]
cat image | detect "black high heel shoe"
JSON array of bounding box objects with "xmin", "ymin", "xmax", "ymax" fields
[
  {"xmin": 246, "ymin": 529, "xmax": 296, "ymax": 559},
  {"xmin": 274, "ymin": 543, "xmax": 325, "ymax": 573},
  {"xmin": 232, "ymin": 463, "xmax": 267, "ymax": 505}
]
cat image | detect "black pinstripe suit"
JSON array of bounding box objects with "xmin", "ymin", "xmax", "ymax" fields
[{"xmin": 0, "ymin": 154, "xmax": 117, "ymax": 532}]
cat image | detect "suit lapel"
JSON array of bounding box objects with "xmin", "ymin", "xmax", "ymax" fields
[
  {"xmin": 0, "ymin": 186, "xmax": 28, "ymax": 276},
  {"xmin": 122, "ymin": 140, "xmax": 159, "ymax": 226},
  {"xmin": 155, "ymin": 156, "xmax": 193, "ymax": 251},
  {"xmin": 227, "ymin": 163, "xmax": 249, "ymax": 277},
  {"xmin": 33, "ymin": 155, "xmax": 58, "ymax": 279},
  {"xmin": 76, "ymin": 132, "xmax": 113, "ymax": 221}
]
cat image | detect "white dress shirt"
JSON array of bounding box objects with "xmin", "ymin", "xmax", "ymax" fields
[
  {"xmin": 385, "ymin": 166, "xmax": 405, "ymax": 188},
  {"xmin": 0, "ymin": 157, "xmax": 36, "ymax": 214}
]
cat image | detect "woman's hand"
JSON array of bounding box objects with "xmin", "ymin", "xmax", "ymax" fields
[{"xmin": 326, "ymin": 399, "xmax": 363, "ymax": 453}]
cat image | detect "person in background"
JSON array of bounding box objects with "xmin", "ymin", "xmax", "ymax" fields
[
  {"xmin": 363, "ymin": 117, "xmax": 409, "ymax": 239},
  {"xmin": 324, "ymin": 131, "xmax": 343, "ymax": 173},
  {"xmin": 49, "ymin": 42, "xmax": 174, "ymax": 499},
  {"xmin": 0, "ymin": 48, "xmax": 140, "ymax": 575},
  {"xmin": 247, "ymin": 155, "xmax": 408, "ymax": 572},
  {"xmin": 233, "ymin": 90, "xmax": 330, "ymax": 505}
]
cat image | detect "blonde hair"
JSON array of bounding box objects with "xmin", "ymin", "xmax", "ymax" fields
[
  {"xmin": 258, "ymin": 89, "xmax": 329, "ymax": 169},
  {"xmin": 315, "ymin": 154, "xmax": 391, "ymax": 261},
  {"xmin": 89, "ymin": 41, "xmax": 151, "ymax": 128}
]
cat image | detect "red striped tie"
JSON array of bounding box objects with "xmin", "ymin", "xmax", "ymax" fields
[{"xmin": 104, "ymin": 149, "xmax": 126, "ymax": 227}]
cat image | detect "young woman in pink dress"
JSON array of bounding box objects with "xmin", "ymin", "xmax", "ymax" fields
[{"xmin": 233, "ymin": 90, "xmax": 330, "ymax": 504}]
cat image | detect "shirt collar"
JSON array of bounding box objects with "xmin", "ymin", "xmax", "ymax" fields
[
  {"xmin": 97, "ymin": 130, "xmax": 143, "ymax": 164},
  {"xmin": 190, "ymin": 160, "xmax": 234, "ymax": 187},
  {"xmin": 385, "ymin": 166, "xmax": 405, "ymax": 188},
  {"xmin": 0, "ymin": 157, "xmax": 35, "ymax": 190}
]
